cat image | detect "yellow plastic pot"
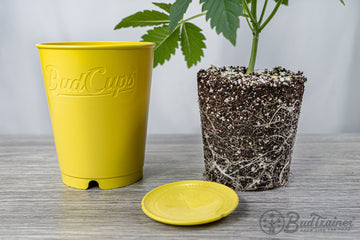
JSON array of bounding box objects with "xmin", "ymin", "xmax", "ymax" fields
[{"xmin": 36, "ymin": 42, "xmax": 155, "ymax": 189}]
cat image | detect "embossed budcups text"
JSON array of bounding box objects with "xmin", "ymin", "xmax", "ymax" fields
[{"xmin": 45, "ymin": 66, "xmax": 136, "ymax": 97}]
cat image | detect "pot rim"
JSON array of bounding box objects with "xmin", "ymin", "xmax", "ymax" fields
[{"xmin": 36, "ymin": 41, "xmax": 155, "ymax": 50}]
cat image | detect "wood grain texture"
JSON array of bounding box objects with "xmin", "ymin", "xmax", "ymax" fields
[{"xmin": 0, "ymin": 134, "xmax": 359, "ymax": 239}]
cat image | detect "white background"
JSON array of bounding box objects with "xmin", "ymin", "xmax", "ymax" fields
[{"xmin": 0, "ymin": 0, "xmax": 359, "ymax": 134}]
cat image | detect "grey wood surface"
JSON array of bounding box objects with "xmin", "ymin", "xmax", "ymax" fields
[{"xmin": 0, "ymin": 134, "xmax": 359, "ymax": 239}]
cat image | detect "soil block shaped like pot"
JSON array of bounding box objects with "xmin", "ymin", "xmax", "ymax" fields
[{"xmin": 198, "ymin": 66, "xmax": 307, "ymax": 191}]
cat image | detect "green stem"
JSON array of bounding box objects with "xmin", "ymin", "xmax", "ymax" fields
[
  {"xmin": 170, "ymin": 12, "xmax": 206, "ymax": 34},
  {"xmin": 245, "ymin": 17, "xmax": 254, "ymax": 32},
  {"xmin": 244, "ymin": 0, "xmax": 283, "ymax": 73},
  {"xmin": 170, "ymin": 12, "xmax": 205, "ymax": 34},
  {"xmin": 243, "ymin": 0, "xmax": 260, "ymax": 74},
  {"xmin": 259, "ymin": 0, "xmax": 282, "ymax": 32},
  {"xmin": 251, "ymin": 0, "xmax": 257, "ymax": 20},
  {"xmin": 259, "ymin": 0, "xmax": 268, "ymax": 24},
  {"xmin": 242, "ymin": 1, "xmax": 258, "ymax": 31},
  {"xmin": 182, "ymin": 12, "xmax": 206, "ymax": 23},
  {"xmin": 246, "ymin": 32, "xmax": 259, "ymax": 74}
]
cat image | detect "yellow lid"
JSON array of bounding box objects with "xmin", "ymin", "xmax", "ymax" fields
[{"xmin": 141, "ymin": 180, "xmax": 239, "ymax": 225}]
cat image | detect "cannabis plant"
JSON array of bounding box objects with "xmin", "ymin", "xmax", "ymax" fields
[{"xmin": 115, "ymin": 0, "xmax": 345, "ymax": 74}]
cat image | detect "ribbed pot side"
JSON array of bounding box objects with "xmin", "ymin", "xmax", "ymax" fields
[{"xmin": 197, "ymin": 66, "xmax": 307, "ymax": 191}]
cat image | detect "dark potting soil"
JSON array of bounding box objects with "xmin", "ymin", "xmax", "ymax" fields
[{"xmin": 197, "ymin": 66, "xmax": 307, "ymax": 191}]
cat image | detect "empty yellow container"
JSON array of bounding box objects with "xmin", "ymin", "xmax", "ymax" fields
[{"xmin": 36, "ymin": 42, "xmax": 155, "ymax": 189}]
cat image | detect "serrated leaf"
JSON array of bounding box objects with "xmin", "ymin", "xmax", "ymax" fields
[
  {"xmin": 152, "ymin": 2, "xmax": 173, "ymax": 14},
  {"xmin": 114, "ymin": 10, "xmax": 169, "ymax": 30},
  {"xmin": 141, "ymin": 25, "xmax": 180, "ymax": 67},
  {"xmin": 169, "ymin": 0, "xmax": 192, "ymax": 33},
  {"xmin": 200, "ymin": 0, "xmax": 243, "ymax": 46},
  {"xmin": 180, "ymin": 23, "xmax": 206, "ymax": 68},
  {"xmin": 274, "ymin": 0, "xmax": 288, "ymax": 6}
]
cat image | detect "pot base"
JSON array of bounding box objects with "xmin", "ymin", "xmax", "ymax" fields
[{"xmin": 61, "ymin": 171, "xmax": 143, "ymax": 190}]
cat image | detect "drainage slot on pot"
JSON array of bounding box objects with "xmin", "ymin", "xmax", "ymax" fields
[{"xmin": 88, "ymin": 180, "xmax": 99, "ymax": 189}]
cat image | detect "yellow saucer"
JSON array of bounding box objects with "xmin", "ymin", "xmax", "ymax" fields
[{"xmin": 141, "ymin": 180, "xmax": 239, "ymax": 225}]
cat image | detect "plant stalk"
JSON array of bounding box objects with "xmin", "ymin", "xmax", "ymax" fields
[
  {"xmin": 260, "ymin": 0, "xmax": 283, "ymax": 32},
  {"xmin": 251, "ymin": 0, "xmax": 257, "ymax": 20},
  {"xmin": 259, "ymin": 0, "xmax": 268, "ymax": 24},
  {"xmin": 170, "ymin": 13, "xmax": 206, "ymax": 34},
  {"xmin": 242, "ymin": 1, "xmax": 257, "ymax": 30},
  {"xmin": 246, "ymin": 32, "xmax": 259, "ymax": 74},
  {"xmin": 245, "ymin": 0, "xmax": 283, "ymax": 74},
  {"xmin": 183, "ymin": 12, "xmax": 206, "ymax": 23}
]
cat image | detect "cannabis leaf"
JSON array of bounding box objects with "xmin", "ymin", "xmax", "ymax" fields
[
  {"xmin": 180, "ymin": 22, "xmax": 206, "ymax": 68},
  {"xmin": 141, "ymin": 25, "xmax": 180, "ymax": 67},
  {"xmin": 200, "ymin": 0, "xmax": 243, "ymax": 46},
  {"xmin": 169, "ymin": 0, "xmax": 192, "ymax": 33},
  {"xmin": 152, "ymin": 2, "xmax": 172, "ymax": 14},
  {"xmin": 114, "ymin": 10, "xmax": 169, "ymax": 29},
  {"xmin": 274, "ymin": 0, "xmax": 288, "ymax": 6}
]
